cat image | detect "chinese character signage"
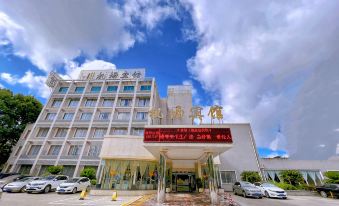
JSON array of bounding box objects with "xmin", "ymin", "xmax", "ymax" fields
[
  {"xmin": 45, "ymin": 71, "xmax": 62, "ymax": 88},
  {"xmin": 79, "ymin": 69, "xmax": 145, "ymax": 80},
  {"xmin": 144, "ymin": 128, "xmax": 232, "ymax": 143}
]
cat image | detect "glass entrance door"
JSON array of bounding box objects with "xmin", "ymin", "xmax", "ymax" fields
[{"xmin": 172, "ymin": 173, "xmax": 196, "ymax": 192}]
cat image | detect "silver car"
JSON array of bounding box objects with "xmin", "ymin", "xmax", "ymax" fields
[
  {"xmin": 3, "ymin": 177, "xmax": 40, "ymax": 193},
  {"xmin": 0, "ymin": 174, "xmax": 25, "ymax": 189},
  {"xmin": 233, "ymin": 181, "xmax": 263, "ymax": 198}
]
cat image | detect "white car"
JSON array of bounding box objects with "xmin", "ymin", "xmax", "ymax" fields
[
  {"xmin": 26, "ymin": 175, "xmax": 68, "ymax": 193},
  {"xmin": 254, "ymin": 182, "xmax": 287, "ymax": 199},
  {"xmin": 0, "ymin": 175, "xmax": 25, "ymax": 189},
  {"xmin": 56, "ymin": 177, "xmax": 90, "ymax": 194},
  {"xmin": 3, "ymin": 177, "xmax": 40, "ymax": 192}
]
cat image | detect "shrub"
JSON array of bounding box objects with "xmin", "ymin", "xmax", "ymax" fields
[
  {"xmin": 272, "ymin": 182, "xmax": 297, "ymax": 190},
  {"xmin": 324, "ymin": 171, "xmax": 339, "ymax": 184},
  {"xmin": 90, "ymin": 179, "xmax": 97, "ymax": 186},
  {"xmin": 80, "ymin": 167, "xmax": 96, "ymax": 180},
  {"xmin": 196, "ymin": 177, "xmax": 203, "ymax": 189},
  {"xmin": 47, "ymin": 165, "xmax": 63, "ymax": 175},
  {"xmin": 296, "ymin": 184, "xmax": 316, "ymax": 191},
  {"xmin": 279, "ymin": 170, "xmax": 304, "ymax": 186},
  {"xmin": 240, "ymin": 171, "xmax": 261, "ymax": 183}
]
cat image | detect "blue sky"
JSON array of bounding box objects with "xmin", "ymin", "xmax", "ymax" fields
[{"xmin": 1, "ymin": 0, "xmax": 339, "ymax": 160}]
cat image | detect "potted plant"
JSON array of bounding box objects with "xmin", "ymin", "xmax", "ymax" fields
[{"xmin": 196, "ymin": 177, "xmax": 204, "ymax": 193}]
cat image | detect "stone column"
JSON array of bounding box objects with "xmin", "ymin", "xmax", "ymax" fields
[
  {"xmin": 157, "ymin": 153, "xmax": 166, "ymax": 203},
  {"xmin": 207, "ymin": 153, "xmax": 218, "ymax": 204}
]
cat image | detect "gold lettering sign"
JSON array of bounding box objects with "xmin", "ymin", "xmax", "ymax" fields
[
  {"xmin": 208, "ymin": 105, "xmax": 223, "ymax": 124},
  {"xmin": 189, "ymin": 106, "xmax": 204, "ymax": 125},
  {"xmin": 169, "ymin": 105, "xmax": 184, "ymax": 120}
]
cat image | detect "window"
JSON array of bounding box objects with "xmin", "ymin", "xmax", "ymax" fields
[
  {"xmin": 138, "ymin": 98, "xmax": 150, "ymax": 107},
  {"xmin": 48, "ymin": 145, "xmax": 61, "ymax": 155},
  {"xmin": 68, "ymin": 145, "xmax": 82, "ymax": 156},
  {"xmin": 99, "ymin": 112, "xmax": 110, "ymax": 120},
  {"xmin": 140, "ymin": 85, "xmax": 151, "ymax": 91},
  {"xmin": 80, "ymin": 113, "xmax": 92, "ymax": 120},
  {"xmin": 58, "ymin": 87, "xmax": 68, "ymax": 93},
  {"xmin": 135, "ymin": 112, "xmax": 148, "ymax": 120},
  {"xmin": 90, "ymin": 86, "xmax": 101, "ymax": 93},
  {"xmin": 45, "ymin": 113, "xmax": 56, "ymax": 120},
  {"xmin": 93, "ymin": 128, "xmax": 107, "ymax": 138},
  {"xmin": 55, "ymin": 128, "xmax": 68, "ymax": 138},
  {"xmin": 123, "ymin": 85, "xmax": 134, "ymax": 92},
  {"xmin": 133, "ymin": 128, "xmax": 144, "ymax": 136},
  {"xmin": 63, "ymin": 113, "xmax": 74, "ymax": 120},
  {"xmin": 85, "ymin": 99, "xmax": 96, "ymax": 107},
  {"xmin": 75, "ymin": 87, "xmax": 84, "ymax": 93},
  {"xmin": 37, "ymin": 128, "xmax": 49, "ymax": 137},
  {"xmin": 74, "ymin": 128, "xmax": 87, "ymax": 138},
  {"xmin": 117, "ymin": 112, "xmax": 130, "ymax": 120},
  {"xmin": 27, "ymin": 145, "xmax": 41, "ymax": 155},
  {"xmin": 102, "ymin": 99, "xmax": 114, "ymax": 107},
  {"xmin": 88, "ymin": 145, "xmax": 100, "ymax": 157},
  {"xmin": 15, "ymin": 146, "xmax": 22, "ymax": 156},
  {"xmin": 220, "ymin": 171, "xmax": 236, "ymax": 184},
  {"xmin": 68, "ymin": 99, "xmax": 79, "ymax": 107},
  {"xmin": 111, "ymin": 128, "xmax": 127, "ymax": 135},
  {"xmin": 107, "ymin": 85, "xmax": 118, "ymax": 92},
  {"xmin": 119, "ymin": 98, "xmax": 132, "ymax": 107},
  {"xmin": 52, "ymin": 99, "xmax": 62, "ymax": 108}
]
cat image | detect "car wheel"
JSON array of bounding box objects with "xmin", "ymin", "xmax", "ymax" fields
[
  {"xmin": 265, "ymin": 191, "xmax": 270, "ymax": 198},
  {"xmin": 20, "ymin": 186, "xmax": 26, "ymax": 193},
  {"xmin": 27, "ymin": 191, "xmax": 32, "ymax": 194},
  {"xmin": 44, "ymin": 185, "xmax": 51, "ymax": 193},
  {"xmin": 320, "ymin": 191, "xmax": 327, "ymax": 198},
  {"xmin": 72, "ymin": 187, "xmax": 77, "ymax": 194},
  {"xmin": 243, "ymin": 191, "xmax": 247, "ymax": 198}
]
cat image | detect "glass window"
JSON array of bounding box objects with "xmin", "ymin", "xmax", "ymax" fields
[
  {"xmin": 45, "ymin": 113, "xmax": 56, "ymax": 120},
  {"xmin": 58, "ymin": 87, "xmax": 68, "ymax": 93},
  {"xmin": 68, "ymin": 145, "xmax": 82, "ymax": 156},
  {"xmin": 52, "ymin": 99, "xmax": 62, "ymax": 108},
  {"xmin": 37, "ymin": 128, "xmax": 49, "ymax": 137},
  {"xmin": 55, "ymin": 128, "xmax": 68, "ymax": 138},
  {"xmin": 75, "ymin": 87, "xmax": 84, "ymax": 93},
  {"xmin": 74, "ymin": 128, "xmax": 87, "ymax": 138},
  {"xmin": 133, "ymin": 128, "xmax": 144, "ymax": 136},
  {"xmin": 111, "ymin": 128, "xmax": 127, "ymax": 135},
  {"xmin": 15, "ymin": 146, "xmax": 22, "ymax": 156},
  {"xmin": 107, "ymin": 86, "xmax": 118, "ymax": 92},
  {"xmin": 68, "ymin": 99, "xmax": 79, "ymax": 107},
  {"xmin": 140, "ymin": 85, "xmax": 151, "ymax": 91},
  {"xmin": 80, "ymin": 113, "xmax": 92, "ymax": 120},
  {"xmin": 135, "ymin": 112, "xmax": 148, "ymax": 120},
  {"xmin": 48, "ymin": 145, "xmax": 61, "ymax": 155},
  {"xmin": 28, "ymin": 145, "xmax": 41, "ymax": 155},
  {"xmin": 63, "ymin": 113, "xmax": 74, "ymax": 120},
  {"xmin": 102, "ymin": 99, "xmax": 114, "ymax": 107},
  {"xmin": 117, "ymin": 112, "xmax": 130, "ymax": 120},
  {"xmin": 138, "ymin": 98, "xmax": 150, "ymax": 107},
  {"xmin": 88, "ymin": 145, "xmax": 100, "ymax": 157},
  {"xmin": 123, "ymin": 85, "xmax": 134, "ymax": 92},
  {"xmin": 119, "ymin": 98, "xmax": 132, "ymax": 107},
  {"xmin": 93, "ymin": 128, "xmax": 107, "ymax": 138},
  {"xmin": 99, "ymin": 112, "xmax": 110, "ymax": 120},
  {"xmin": 220, "ymin": 171, "xmax": 236, "ymax": 184},
  {"xmin": 85, "ymin": 99, "xmax": 96, "ymax": 107},
  {"xmin": 91, "ymin": 86, "xmax": 101, "ymax": 93}
]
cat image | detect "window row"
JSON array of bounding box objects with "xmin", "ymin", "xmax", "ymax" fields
[
  {"xmin": 57, "ymin": 84, "xmax": 151, "ymax": 94},
  {"xmin": 44, "ymin": 111, "xmax": 148, "ymax": 121},
  {"xmin": 26, "ymin": 144, "xmax": 101, "ymax": 157}
]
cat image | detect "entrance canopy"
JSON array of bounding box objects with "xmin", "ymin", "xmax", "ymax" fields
[{"xmin": 143, "ymin": 125, "xmax": 233, "ymax": 161}]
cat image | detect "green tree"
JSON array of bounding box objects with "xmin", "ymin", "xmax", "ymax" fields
[
  {"xmin": 240, "ymin": 171, "xmax": 262, "ymax": 183},
  {"xmin": 279, "ymin": 170, "xmax": 304, "ymax": 186},
  {"xmin": 324, "ymin": 171, "xmax": 339, "ymax": 184},
  {"xmin": 0, "ymin": 89, "xmax": 42, "ymax": 166},
  {"xmin": 47, "ymin": 165, "xmax": 63, "ymax": 175},
  {"xmin": 80, "ymin": 167, "xmax": 96, "ymax": 180}
]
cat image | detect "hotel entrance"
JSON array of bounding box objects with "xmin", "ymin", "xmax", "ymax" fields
[{"xmin": 172, "ymin": 172, "xmax": 196, "ymax": 192}]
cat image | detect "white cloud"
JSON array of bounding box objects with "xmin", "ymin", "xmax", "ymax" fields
[
  {"xmin": 184, "ymin": 0, "xmax": 339, "ymax": 159},
  {"xmin": 0, "ymin": 83, "xmax": 4, "ymax": 88},
  {"xmin": 0, "ymin": 72, "xmax": 17, "ymax": 84}
]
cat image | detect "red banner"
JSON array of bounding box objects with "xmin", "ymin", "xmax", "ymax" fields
[{"xmin": 144, "ymin": 128, "xmax": 232, "ymax": 143}]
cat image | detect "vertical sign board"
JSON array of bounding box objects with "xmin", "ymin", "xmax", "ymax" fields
[{"xmin": 144, "ymin": 128, "xmax": 232, "ymax": 143}]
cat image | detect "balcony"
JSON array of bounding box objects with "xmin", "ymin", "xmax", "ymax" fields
[
  {"xmin": 60, "ymin": 155, "xmax": 79, "ymax": 160},
  {"xmin": 40, "ymin": 155, "xmax": 58, "ymax": 160}
]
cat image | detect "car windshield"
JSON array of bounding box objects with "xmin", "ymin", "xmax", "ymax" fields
[
  {"xmin": 242, "ymin": 182, "xmax": 254, "ymax": 187},
  {"xmin": 262, "ymin": 183, "xmax": 275, "ymax": 187},
  {"xmin": 65, "ymin": 178, "xmax": 80, "ymax": 183},
  {"xmin": 41, "ymin": 176, "xmax": 56, "ymax": 180}
]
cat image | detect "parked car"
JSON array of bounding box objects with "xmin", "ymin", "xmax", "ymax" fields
[
  {"xmin": 316, "ymin": 184, "xmax": 339, "ymax": 198},
  {"xmin": 56, "ymin": 177, "xmax": 90, "ymax": 194},
  {"xmin": 3, "ymin": 177, "xmax": 40, "ymax": 192},
  {"xmin": 26, "ymin": 175, "xmax": 68, "ymax": 193},
  {"xmin": 254, "ymin": 182, "xmax": 287, "ymax": 199},
  {"xmin": 0, "ymin": 174, "xmax": 28, "ymax": 189},
  {"xmin": 233, "ymin": 181, "xmax": 263, "ymax": 198}
]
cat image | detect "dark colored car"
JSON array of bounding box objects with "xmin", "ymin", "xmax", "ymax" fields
[
  {"xmin": 233, "ymin": 181, "xmax": 263, "ymax": 198},
  {"xmin": 316, "ymin": 184, "xmax": 339, "ymax": 198}
]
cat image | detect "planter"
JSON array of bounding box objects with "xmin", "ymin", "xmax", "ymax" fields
[
  {"xmin": 198, "ymin": 188, "xmax": 204, "ymax": 193},
  {"xmin": 166, "ymin": 187, "xmax": 171, "ymax": 193}
]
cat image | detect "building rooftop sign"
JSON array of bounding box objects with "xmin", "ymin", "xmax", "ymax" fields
[
  {"xmin": 144, "ymin": 128, "xmax": 233, "ymax": 143},
  {"xmin": 79, "ymin": 69, "xmax": 145, "ymax": 80}
]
